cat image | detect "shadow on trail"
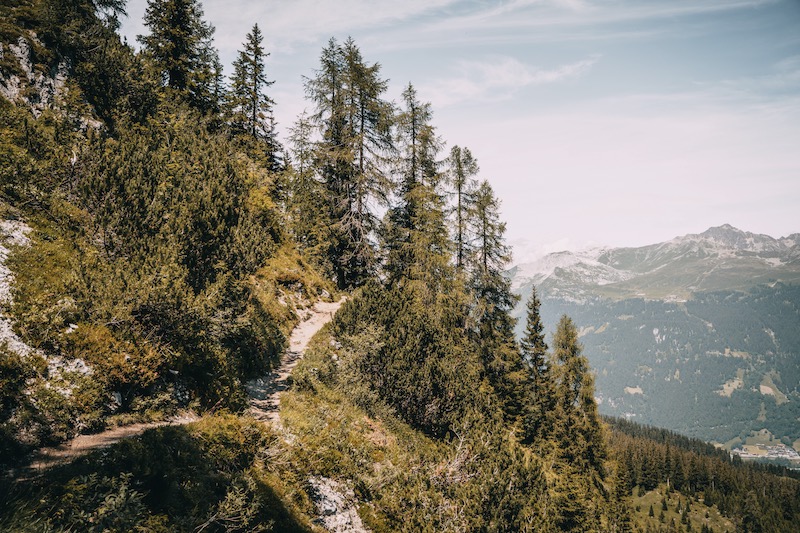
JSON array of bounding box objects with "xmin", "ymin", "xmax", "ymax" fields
[{"xmin": 1, "ymin": 415, "xmax": 314, "ymax": 532}]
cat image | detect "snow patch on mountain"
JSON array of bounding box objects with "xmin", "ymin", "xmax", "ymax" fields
[
  {"xmin": 510, "ymin": 249, "xmax": 633, "ymax": 290},
  {"xmin": 510, "ymin": 224, "xmax": 800, "ymax": 301}
]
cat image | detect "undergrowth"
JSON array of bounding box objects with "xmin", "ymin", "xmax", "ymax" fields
[{"xmin": 0, "ymin": 414, "xmax": 319, "ymax": 532}]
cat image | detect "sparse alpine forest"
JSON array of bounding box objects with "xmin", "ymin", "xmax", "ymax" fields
[{"xmin": 0, "ymin": 0, "xmax": 798, "ymax": 532}]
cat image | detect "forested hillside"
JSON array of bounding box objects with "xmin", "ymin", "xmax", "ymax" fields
[
  {"xmin": 508, "ymin": 225, "xmax": 800, "ymax": 449},
  {"xmin": 1, "ymin": 0, "xmax": 797, "ymax": 531},
  {"xmin": 606, "ymin": 418, "xmax": 800, "ymax": 532}
]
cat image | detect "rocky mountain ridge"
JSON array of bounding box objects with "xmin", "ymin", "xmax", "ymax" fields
[
  {"xmin": 510, "ymin": 224, "xmax": 800, "ymax": 302},
  {"xmin": 509, "ymin": 225, "xmax": 800, "ymax": 448}
]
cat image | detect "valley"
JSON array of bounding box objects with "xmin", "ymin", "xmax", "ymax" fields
[{"xmin": 510, "ymin": 225, "xmax": 800, "ymax": 450}]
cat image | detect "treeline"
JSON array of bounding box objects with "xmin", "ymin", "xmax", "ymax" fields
[{"xmin": 607, "ymin": 418, "xmax": 800, "ymax": 532}]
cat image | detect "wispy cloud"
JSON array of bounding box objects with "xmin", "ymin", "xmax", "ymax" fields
[
  {"xmin": 401, "ymin": 0, "xmax": 780, "ymax": 49},
  {"xmin": 205, "ymin": 0, "xmax": 459, "ymax": 53},
  {"xmin": 122, "ymin": 0, "xmax": 460, "ymax": 57},
  {"xmin": 422, "ymin": 55, "xmax": 599, "ymax": 107}
]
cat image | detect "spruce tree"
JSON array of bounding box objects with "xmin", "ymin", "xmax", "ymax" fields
[
  {"xmin": 521, "ymin": 285, "xmax": 554, "ymax": 443},
  {"xmin": 552, "ymin": 315, "xmax": 607, "ymax": 472},
  {"xmin": 227, "ymin": 24, "xmax": 279, "ymax": 165},
  {"xmin": 138, "ymin": 0, "xmax": 219, "ymax": 112}
]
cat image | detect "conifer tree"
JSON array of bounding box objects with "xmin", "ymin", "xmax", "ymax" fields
[
  {"xmin": 286, "ymin": 111, "xmax": 331, "ymax": 268},
  {"xmin": 304, "ymin": 37, "xmax": 394, "ymax": 288},
  {"xmin": 447, "ymin": 145, "xmax": 479, "ymax": 271},
  {"xmin": 383, "ymin": 83, "xmax": 450, "ymax": 289},
  {"xmin": 227, "ymin": 24, "xmax": 279, "ymax": 165},
  {"xmin": 466, "ymin": 180, "xmax": 525, "ymax": 419},
  {"xmin": 552, "ymin": 315, "xmax": 607, "ymax": 472},
  {"xmin": 521, "ymin": 286, "xmax": 553, "ymax": 442},
  {"xmin": 469, "ymin": 180, "xmax": 517, "ymax": 333},
  {"xmin": 138, "ymin": 0, "xmax": 219, "ymax": 112}
]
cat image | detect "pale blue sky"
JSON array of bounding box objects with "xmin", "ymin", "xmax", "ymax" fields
[{"xmin": 120, "ymin": 0, "xmax": 800, "ymax": 262}]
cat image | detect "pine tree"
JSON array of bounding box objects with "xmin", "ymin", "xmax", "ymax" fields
[
  {"xmin": 304, "ymin": 37, "xmax": 393, "ymax": 289},
  {"xmin": 227, "ymin": 24, "xmax": 279, "ymax": 166},
  {"xmin": 446, "ymin": 145, "xmax": 479, "ymax": 271},
  {"xmin": 521, "ymin": 285, "xmax": 553, "ymax": 442},
  {"xmin": 138, "ymin": 0, "xmax": 219, "ymax": 112}
]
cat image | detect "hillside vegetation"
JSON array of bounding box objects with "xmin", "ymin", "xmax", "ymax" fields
[{"xmin": 1, "ymin": 0, "xmax": 798, "ymax": 531}]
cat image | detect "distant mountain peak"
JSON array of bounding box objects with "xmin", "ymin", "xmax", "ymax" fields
[
  {"xmin": 689, "ymin": 224, "xmax": 781, "ymax": 253},
  {"xmin": 510, "ymin": 224, "xmax": 800, "ymax": 302}
]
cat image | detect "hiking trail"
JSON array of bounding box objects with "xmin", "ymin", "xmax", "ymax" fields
[{"xmin": 21, "ymin": 298, "xmax": 344, "ymax": 474}]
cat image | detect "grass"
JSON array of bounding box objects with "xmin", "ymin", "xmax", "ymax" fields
[
  {"xmin": 630, "ymin": 484, "xmax": 734, "ymax": 533},
  {"xmin": 1, "ymin": 414, "xmax": 321, "ymax": 532},
  {"xmin": 279, "ymin": 326, "xmax": 485, "ymax": 532}
]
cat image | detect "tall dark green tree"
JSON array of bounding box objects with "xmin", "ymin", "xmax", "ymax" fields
[
  {"xmin": 138, "ymin": 0, "xmax": 219, "ymax": 112},
  {"xmin": 521, "ymin": 286, "xmax": 553, "ymax": 443},
  {"xmin": 304, "ymin": 37, "xmax": 394, "ymax": 289},
  {"xmin": 228, "ymin": 23, "xmax": 280, "ymax": 165},
  {"xmin": 383, "ymin": 83, "xmax": 451, "ymax": 290},
  {"xmin": 552, "ymin": 314, "xmax": 606, "ymax": 472},
  {"xmin": 446, "ymin": 145, "xmax": 479, "ymax": 272}
]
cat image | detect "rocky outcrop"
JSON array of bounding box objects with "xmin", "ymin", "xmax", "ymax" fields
[
  {"xmin": 308, "ymin": 476, "xmax": 369, "ymax": 533},
  {"xmin": 0, "ymin": 219, "xmax": 36, "ymax": 357},
  {"xmin": 0, "ymin": 34, "xmax": 68, "ymax": 116}
]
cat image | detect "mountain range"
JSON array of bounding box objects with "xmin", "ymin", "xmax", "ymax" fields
[
  {"xmin": 509, "ymin": 225, "xmax": 800, "ymax": 450},
  {"xmin": 510, "ymin": 224, "xmax": 800, "ymax": 302}
]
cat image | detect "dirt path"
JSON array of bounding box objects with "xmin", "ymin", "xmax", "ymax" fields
[
  {"xmin": 24, "ymin": 412, "xmax": 200, "ymax": 474},
  {"xmin": 246, "ymin": 298, "xmax": 344, "ymax": 424},
  {"xmin": 18, "ymin": 298, "xmax": 344, "ymax": 476}
]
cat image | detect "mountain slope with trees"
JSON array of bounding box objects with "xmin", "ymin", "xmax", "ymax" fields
[
  {"xmin": 1, "ymin": 1, "xmax": 797, "ymax": 531},
  {"xmin": 509, "ymin": 228, "xmax": 800, "ymax": 448}
]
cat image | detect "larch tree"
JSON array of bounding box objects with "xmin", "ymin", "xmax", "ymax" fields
[
  {"xmin": 469, "ymin": 179, "xmax": 517, "ymax": 332},
  {"xmin": 468, "ymin": 180, "xmax": 525, "ymax": 420},
  {"xmin": 286, "ymin": 111, "xmax": 330, "ymax": 268},
  {"xmin": 304, "ymin": 37, "xmax": 394, "ymax": 289},
  {"xmin": 384, "ymin": 83, "xmax": 451, "ymax": 290},
  {"xmin": 446, "ymin": 145, "xmax": 479, "ymax": 272}
]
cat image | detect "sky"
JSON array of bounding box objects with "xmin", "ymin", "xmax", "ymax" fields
[{"xmin": 119, "ymin": 0, "xmax": 800, "ymax": 264}]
